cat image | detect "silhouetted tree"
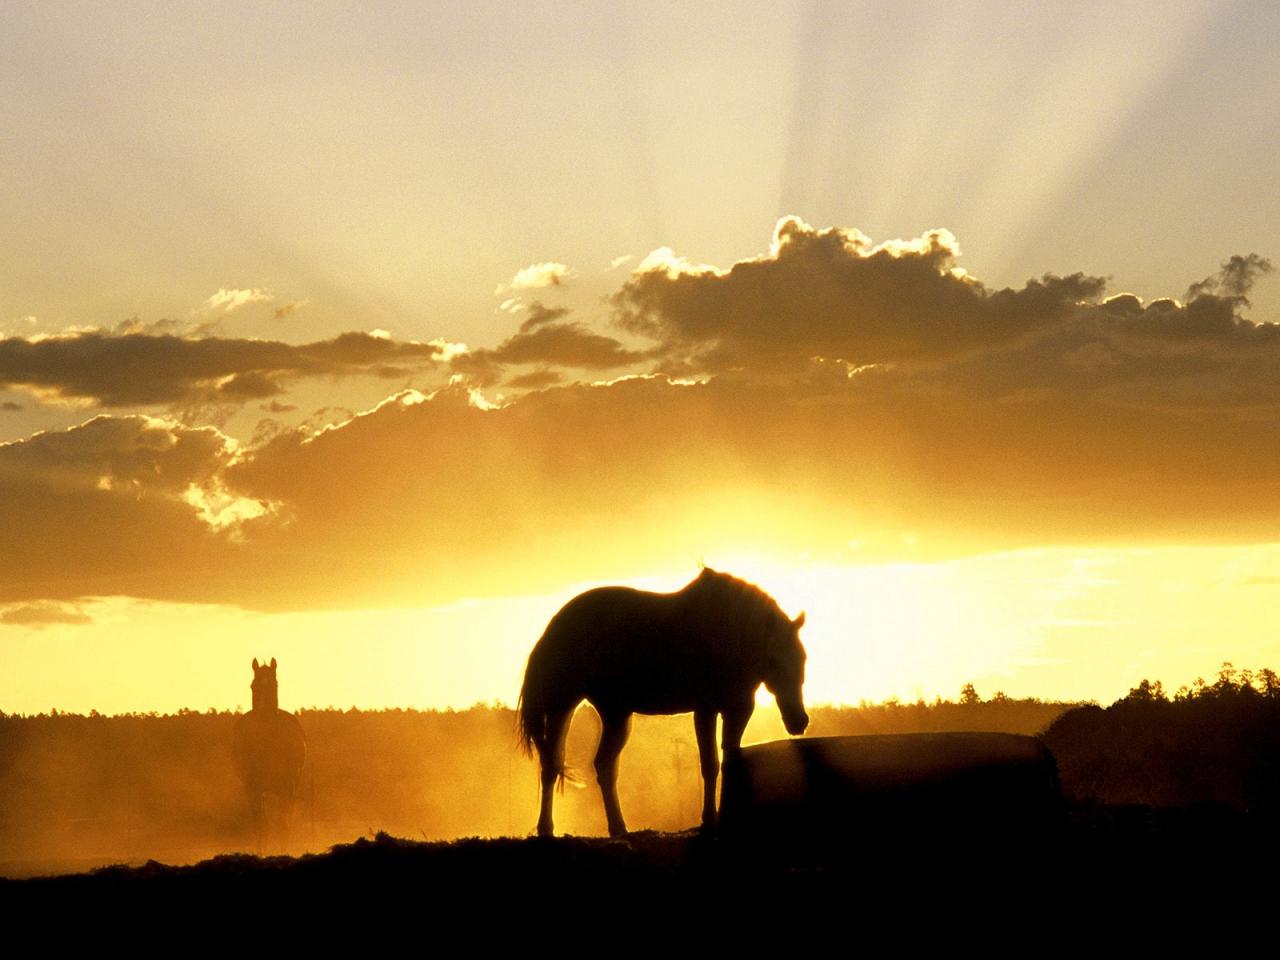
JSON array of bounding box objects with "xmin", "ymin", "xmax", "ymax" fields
[
  {"xmin": 1125, "ymin": 679, "xmax": 1166, "ymax": 702},
  {"xmin": 1045, "ymin": 663, "xmax": 1280, "ymax": 811},
  {"xmin": 1260, "ymin": 669, "xmax": 1280, "ymax": 698}
]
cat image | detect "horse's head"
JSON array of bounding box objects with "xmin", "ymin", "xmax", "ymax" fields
[
  {"xmin": 763, "ymin": 612, "xmax": 809, "ymax": 736},
  {"xmin": 251, "ymin": 657, "xmax": 279, "ymax": 711}
]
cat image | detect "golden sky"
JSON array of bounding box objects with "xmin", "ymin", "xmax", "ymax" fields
[{"xmin": 3, "ymin": 2, "xmax": 1280, "ymax": 714}]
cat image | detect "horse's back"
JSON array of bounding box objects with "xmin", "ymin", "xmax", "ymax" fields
[
  {"xmin": 531, "ymin": 585, "xmax": 726, "ymax": 712},
  {"xmin": 537, "ymin": 586, "xmax": 680, "ymax": 653},
  {"xmin": 545, "ymin": 586, "xmax": 696, "ymax": 655},
  {"xmin": 558, "ymin": 585, "xmax": 673, "ymax": 623}
]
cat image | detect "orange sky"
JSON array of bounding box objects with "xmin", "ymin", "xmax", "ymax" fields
[{"xmin": 3, "ymin": 3, "xmax": 1280, "ymax": 714}]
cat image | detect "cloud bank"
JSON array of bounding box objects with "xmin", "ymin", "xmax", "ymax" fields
[{"xmin": 3, "ymin": 219, "xmax": 1277, "ymax": 611}]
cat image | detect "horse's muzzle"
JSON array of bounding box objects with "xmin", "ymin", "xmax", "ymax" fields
[{"xmin": 782, "ymin": 705, "xmax": 809, "ymax": 736}]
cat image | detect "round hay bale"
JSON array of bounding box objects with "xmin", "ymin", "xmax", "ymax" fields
[{"xmin": 720, "ymin": 733, "xmax": 1063, "ymax": 847}]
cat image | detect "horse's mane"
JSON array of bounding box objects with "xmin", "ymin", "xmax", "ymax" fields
[{"xmin": 685, "ymin": 567, "xmax": 788, "ymax": 634}]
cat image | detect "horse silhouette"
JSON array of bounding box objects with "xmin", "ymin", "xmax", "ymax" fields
[
  {"xmin": 232, "ymin": 658, "xmax": 307, "ymax": 852},
  {"xmin": 518, "ymin": 567, "xmax": 808, "ymax": 837}
]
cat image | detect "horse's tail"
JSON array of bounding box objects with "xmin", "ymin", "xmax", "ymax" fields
[
  {"xmin": 516, "ymin": 642, "xmax": 571, "ymax": 789},
  {"xmin": 516, "ymin": 658, "xmax": 543, "ymax": 759}
]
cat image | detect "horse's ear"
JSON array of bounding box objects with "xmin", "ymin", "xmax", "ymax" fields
[
  {"xmin": 270, "ymin": 657, "xmax": 277, "ymax": 670},
  {"xmin": 252, "ymin": 658, "xmax": 259, "ymax": 671},
  {"xmin": 793, "ymin": 611, "xmax": 806, "ymax": 629}
]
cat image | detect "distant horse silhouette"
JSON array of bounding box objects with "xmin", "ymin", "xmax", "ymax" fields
[
  {"xmin": 232, "ymin": 658, "xmax": 307, "ymax": 851},
  {"xmin": 518, "ymin": 567, "xmax": 809, "ymax": 837}
]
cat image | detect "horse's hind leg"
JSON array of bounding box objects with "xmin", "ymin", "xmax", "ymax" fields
[
  {"xmin": 594, "ymin": 710, "xmax": 632, "ymax": 838},
  {"xmin": 694, "ymin": 709, "xmax": 719, "ymax": 829},
  {"xmin": 536, "ymin": 706, "xmax": 573, "ymax": 837}
]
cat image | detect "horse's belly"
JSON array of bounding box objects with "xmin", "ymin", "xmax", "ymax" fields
[
  {"xmin": 589, "ymin": 683, "xmax": 701, "ymax": 715},
  {"xmin": 632, "ymin": 699, "xmax": 697, "ymax": 716}
]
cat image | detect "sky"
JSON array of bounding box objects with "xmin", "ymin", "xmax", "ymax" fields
[{"xmin": 3, "ymin": 0, "xmax": 1280, "ymax": 715}]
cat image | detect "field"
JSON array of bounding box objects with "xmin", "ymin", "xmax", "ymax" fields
[
  {"xmin": 0, "ymin": 697, "xmax": 1068, "ymax": 876},
  {"xmin": 6, "ymin": 676, "xmax": 1280, "ymax": 922}
]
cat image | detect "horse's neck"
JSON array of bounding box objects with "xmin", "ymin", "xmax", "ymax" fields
[
  {"xmin": 683, "ymin": 585, "xmax": 774, "ymax": 673},
  {"xmin": 253, "ymin": 689, "xmax": 279, "ymax": 712}
]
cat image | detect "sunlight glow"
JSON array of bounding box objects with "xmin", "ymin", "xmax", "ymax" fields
[
  {"xmin": 634, "ymin": 246, "xmax": 723, "ymax": 278},
  {"xmin": 6, "ymin": 543, "xmax": 1280, "ymax": 716},
  {"xmin": 182, "ymin": 482, "xmax": 272, "ymax": 531}
]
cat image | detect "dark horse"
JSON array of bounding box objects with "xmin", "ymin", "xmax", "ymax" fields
[
  {"xmin": 232, "ymin": 658, "xmax": 307, "ymax": 851},
  {"xmin": 518, "ymin": 567, "xmax": 808, "ymax": 837}
]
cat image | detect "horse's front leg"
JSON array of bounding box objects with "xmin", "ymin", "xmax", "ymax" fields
[
  {"xmin": 720, "ymin": 697, "xmax": 755, "ymax": 763},
  {"xmin": 595, "ymin": 710, "xmax": 632, "ymax": 837},
  {"xmin": 709, "ymin": 698, "xmax": 755, "ymax": 829},
  {"xmin": 694, "ymin": 709, "xmax": 719, "ymax": 829}
]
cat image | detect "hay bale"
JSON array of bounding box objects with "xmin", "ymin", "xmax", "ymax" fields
[{"xmin": 720, "ymin": 733, "xmax": 1063, "ymax": 844}]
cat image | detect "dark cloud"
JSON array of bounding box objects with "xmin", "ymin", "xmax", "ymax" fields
[
  {"xmin": 611, "ymin": 218, "xmax": 1105, "ymax": 373},
  {"xmin": 907, "ymin": 293, "xmax": 1280, "ymax": 415},
  {"xmin": 452, "ymin": 320, "xmax": 649, "ymax": 386},
  {"xmin": 519, "ymin": 302, "xmax": 571, "ymax": 332},
  {"xmin": 489, "ymin": 323, "xmax": 650, "ymax": 369},
  {"xmin": 1185, "ymin": 254, "xmax": 1273, "ymax": 302},
  {"xmin": 448, "ymin": 351, "xmax": 502, "ymax": 387},
  {"xmin": 506, "ymin": 369, "xmax": 562, "ymax": 389},
  {"xmin": 272, "ymin": 300, "xmax": 309, "ymax": 321},
  {"xmin": 0, "ymin": 601, "xmax": 91, "ymax": 627},
  {"xmin": 0, "ymin": 331, "xmax": 444, "ymax": 407},
  {"xmin": 114, "ymin": 316, "xmax": 184, "ymax": 336},
  {"xmin": 219, "ymin": 371, "xmax": 282, "ymax": 399}
]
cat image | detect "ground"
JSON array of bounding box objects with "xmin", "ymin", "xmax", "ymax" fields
[{"xmin": 4, "ymin": 803, "xmax": 1274, "ymax": 930}]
